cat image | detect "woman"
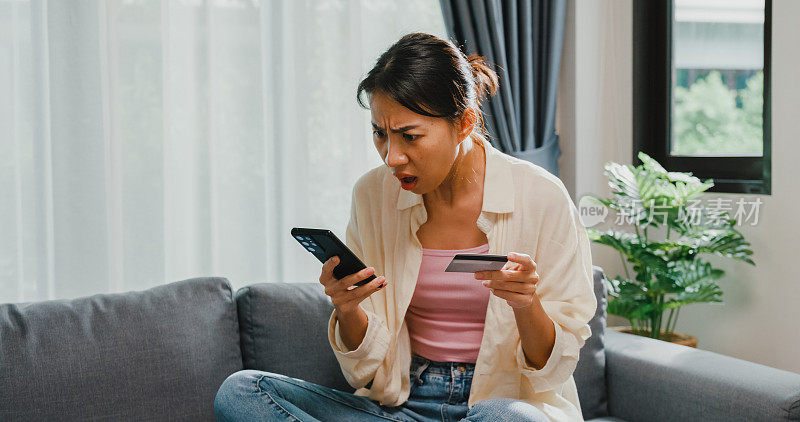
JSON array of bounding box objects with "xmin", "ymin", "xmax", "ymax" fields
[{"xmin": 214, "ymin": 32, "xmax": 597, "ymax": 422}]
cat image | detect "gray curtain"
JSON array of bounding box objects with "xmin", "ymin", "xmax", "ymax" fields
[{"xmin": 439, "ymin": 0, "xmax": 566, "ymax": 176}]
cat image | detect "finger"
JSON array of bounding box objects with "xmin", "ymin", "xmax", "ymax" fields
[
  {"xmin": 481, "ymin": 278, "xmax": 535, "ymax": 294},
  {"xmin": 474, "ymin": 269, "xmax": 516, "ymax": 282},
  {"xmin": 346, "ymin": 274, "xmax": 384, "ymax": 291},
  {"xmin": 474, "ymin": 269, "xmax": 502, "ymax": 281},
  {"xmin": 351, "ymin": 276, "xmax": 386, "ymax": 300},
  {"xmin": 488, "ymin": 287, "xmax": 528, "ymax": 302},
  {"xmin": 342, "ymin": 266, "xmax": 377, "ymax": 288},
  {"xmin": 504, "ymin": 261, "xmax": 526, "ymax": 272},
  {"xmin": 326, "ymin": 255, "xmax": 341, "ymax": 270},
  {"xmin": 507, "ymin": 252, "xmax": 536, "ymax": 272},
  {"xmin": 320, "ymin": 256, "xmax": 340, "ymax": 284},
  {"xmin": 477, "ymin": 268, "xmax": 537, "ymax": 282}
]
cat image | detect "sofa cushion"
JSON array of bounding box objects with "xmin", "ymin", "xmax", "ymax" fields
[
  {"xmin": 573, "ymin": 266, "xmax": 610, "ymax": 419},
  {"xmin": 0, "ymin": 277, "xmax": 243, "ymax": 421},
  {"xmin": 236, "ymin": 282, "xmax": 353, "ymax": 392}
]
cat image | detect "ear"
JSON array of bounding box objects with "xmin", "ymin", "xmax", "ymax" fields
[{"xmin": 458, "ymin": 108, "xmax": 477, "ymax": 141}]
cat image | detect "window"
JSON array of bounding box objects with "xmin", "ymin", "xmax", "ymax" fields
[{"xmin": 633, "ymin": 0, "xmax": 772, "ymax": 194}]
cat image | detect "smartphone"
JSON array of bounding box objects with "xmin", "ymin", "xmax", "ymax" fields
[
  {"xmin": 291, "ymin": 227, "xmax": 377, "ymax": 287},
  {"xmin": 445, "ymin": 253, "xmax": 508, "ymax": 273}
]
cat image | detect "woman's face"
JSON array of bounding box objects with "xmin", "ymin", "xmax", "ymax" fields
[{"xmin": 369, "ymin": 91, "xmax": 475, "ymax": 193}]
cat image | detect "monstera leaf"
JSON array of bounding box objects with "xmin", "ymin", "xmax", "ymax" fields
[
  {"xmin": 604, "ymin": 276, "xmax": 653, "ymax": 320},
  {"xmin": 664, "ymin": 260, "xmax": 724, "ymax": 308},
  {"xmin": 688, "ymin": 229, "xmax": 755, "ymax": 265}
]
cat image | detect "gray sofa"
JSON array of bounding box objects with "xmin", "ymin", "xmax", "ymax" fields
[{"xmin": 1, "ymin": 266, "xmax": 798, "ymax": 421}]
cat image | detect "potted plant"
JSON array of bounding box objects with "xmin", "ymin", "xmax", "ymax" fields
[{"xmin": 584, "ymin": 152, "xmax": 755, "ymax": 347}]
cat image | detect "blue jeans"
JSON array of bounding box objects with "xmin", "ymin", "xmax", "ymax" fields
[{"xmin": 214, "ymin": 353, "xmax": 550, "ymax": 421}]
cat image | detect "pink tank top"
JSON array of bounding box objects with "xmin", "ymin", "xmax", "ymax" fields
[{"xmin": 405, "ymin": 242, "xmax": 491, "ymax": 363}]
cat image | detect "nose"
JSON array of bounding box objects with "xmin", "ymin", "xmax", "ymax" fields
[{"xmin": 384, "ymin": 137, "xmax": 408, "ymax": 168}]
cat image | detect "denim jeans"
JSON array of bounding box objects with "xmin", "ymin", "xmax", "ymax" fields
[{"xmin": 214, "ymin": 353, "xmax": 550, "ymax": 421}]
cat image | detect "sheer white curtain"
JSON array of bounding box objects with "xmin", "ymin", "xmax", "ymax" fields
[{"xmin": 0, "ymin": 0, "xmax": 447, "ymax": 303}]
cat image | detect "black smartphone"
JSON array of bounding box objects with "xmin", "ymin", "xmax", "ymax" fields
[
  {"xmin": 291, "ymin": 227, "xmax": 377, "ymax": 287},
  {"xmin": 445, "ymin": 253, "xmax": 508, "ymax": 273}
]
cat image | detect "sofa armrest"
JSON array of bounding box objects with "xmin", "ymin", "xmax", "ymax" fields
[{"xmin": 605, "ymin": 330, "xmax": 800, "ymax": 421}]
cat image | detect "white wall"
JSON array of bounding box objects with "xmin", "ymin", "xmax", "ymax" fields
[
  {"xmin": 558, "ymin": 0, "xmax": 800, "ymax": 374},
  {"xmin": 557, "ymin": 0, "xmax": 633, "ymax": 316}
]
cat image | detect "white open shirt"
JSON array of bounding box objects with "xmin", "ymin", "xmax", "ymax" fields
[{"xmin": 327, "ymin": 137, "xmax": 597, "ymax": 421}]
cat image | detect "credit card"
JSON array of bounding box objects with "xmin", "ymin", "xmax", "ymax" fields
[{"xmin": 444, "ymin": 253, "xmax": 508, "ymax": 273}]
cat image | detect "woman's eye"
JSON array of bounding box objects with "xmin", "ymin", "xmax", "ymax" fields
[{"xmin": 372, "ymin": 131, "xmax": 417, "ymax": 142}]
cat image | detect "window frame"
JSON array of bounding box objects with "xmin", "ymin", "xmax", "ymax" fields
[{"xmin": 632, "ymin": 0, "xmax": 772, "ymax": 195}]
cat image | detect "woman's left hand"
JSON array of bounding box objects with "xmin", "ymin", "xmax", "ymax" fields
[{"xmin": 474, "ymin": 251, "xmax": 540, "ymax": 309}]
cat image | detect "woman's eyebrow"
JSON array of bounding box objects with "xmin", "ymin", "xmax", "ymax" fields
[{"xmin": 371, "ymin": 122, "xmax": 421, "ymax": 133}]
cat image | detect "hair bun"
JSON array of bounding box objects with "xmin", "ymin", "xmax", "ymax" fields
[{"xmin": 466, "ymin": 53, "xmax": 499, "ymax": 103}]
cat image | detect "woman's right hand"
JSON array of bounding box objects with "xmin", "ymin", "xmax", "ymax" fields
[{"xmin": 319, "ymin": 256, "xmax": 386, "ymax": 314}]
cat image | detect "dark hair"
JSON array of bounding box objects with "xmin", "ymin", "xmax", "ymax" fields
[{"xmin": 356, "ymin": 32, "xmax": 499, "ymax": 145}]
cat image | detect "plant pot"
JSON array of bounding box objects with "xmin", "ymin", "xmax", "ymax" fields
[{"xmin": 608, "ymin": 325, "xmax": 699, "ymax": 348}]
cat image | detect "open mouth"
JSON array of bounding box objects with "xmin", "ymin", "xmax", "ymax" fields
[{"xmin": 399, "ymin": 176, "xmax": 418, "ymax": 189}]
